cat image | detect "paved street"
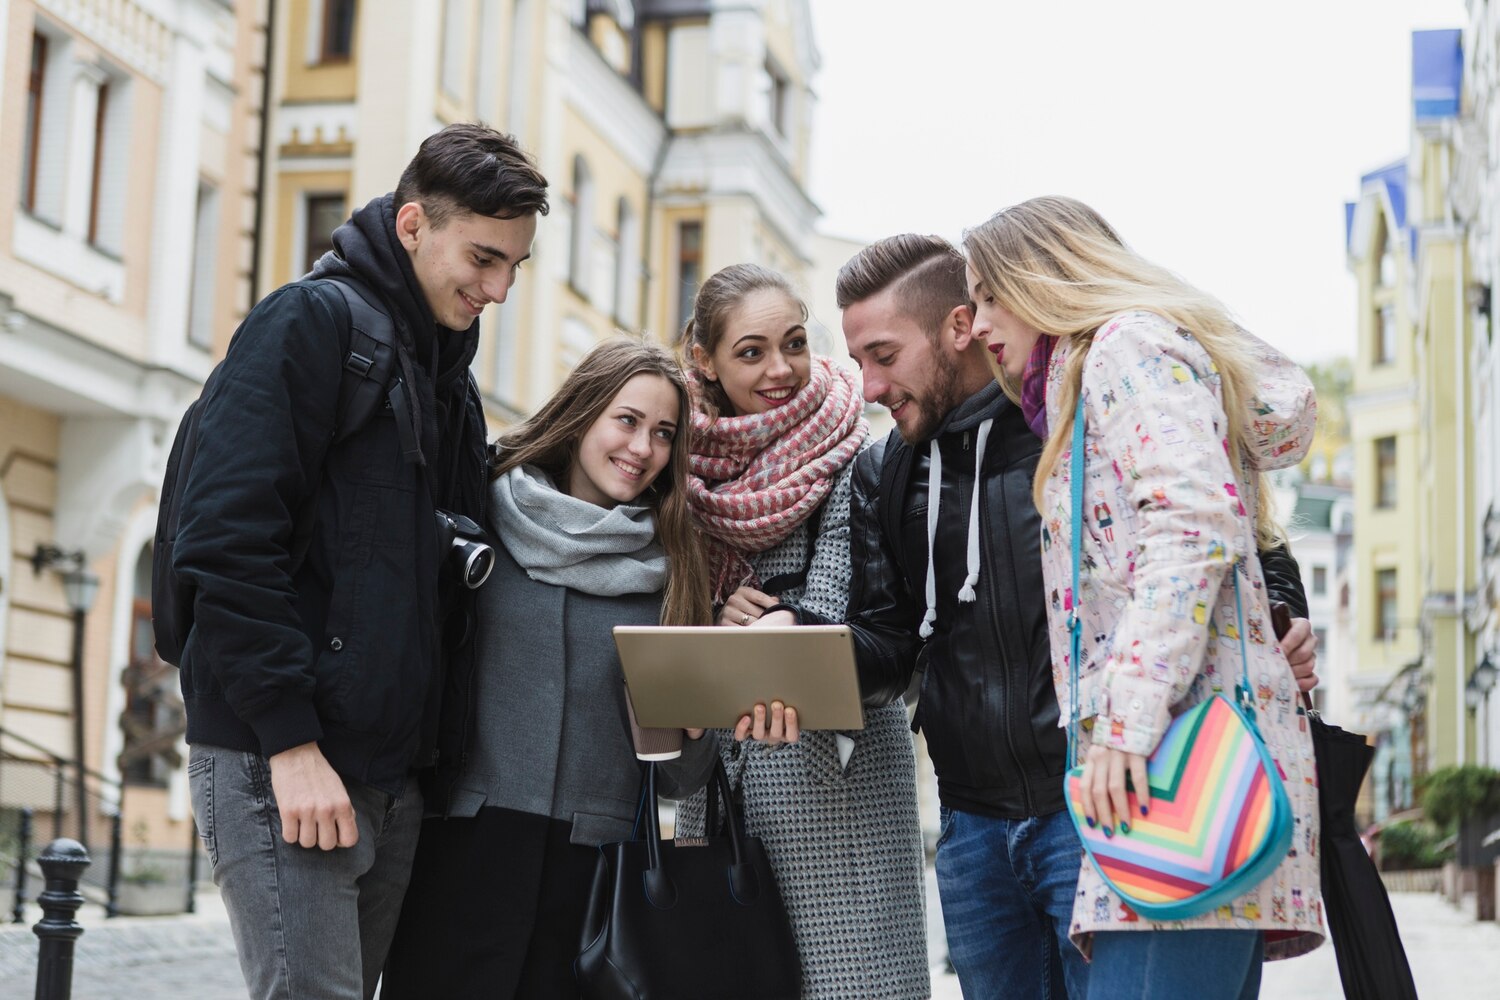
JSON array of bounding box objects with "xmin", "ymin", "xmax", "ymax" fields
[{"xmin": 2, "ymin": 881, "xmax": 1497, "ymax": 998}]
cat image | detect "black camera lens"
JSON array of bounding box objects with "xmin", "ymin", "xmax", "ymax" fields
[
  {"xmin": 435, "ymin": 509, "xmax": 495, "ymax": 590},
  {"xmin": 454, "ymin": 538, "xmax": 495, "ymax": 589}
]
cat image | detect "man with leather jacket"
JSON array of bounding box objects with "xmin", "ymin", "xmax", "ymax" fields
[
  {"xmin": 766, "ymin": 234, "xmax": 1317, "ymax": 997},
  {"xmin": 171, "ymin": 124, "xmax": 547, "ymax": 999}
]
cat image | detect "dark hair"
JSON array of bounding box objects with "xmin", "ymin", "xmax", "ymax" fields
[
  {"xmin": 834, "ymin": 233, "xmax": 968, "ymax": 338},
  {"xmin": 490, "ymin": 338, "xmax": 711, "ymax": 627},
  {"xmin": 680, "ymin": 263, "xmax": 807, "ymax": 418},
  {"xmin": 395, "ymin": 122, "xmax": 550, "ymax": 228}
]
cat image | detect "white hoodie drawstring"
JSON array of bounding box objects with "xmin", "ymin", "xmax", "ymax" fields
[
  {"xmin": 919, "ymin": 440, "xmax": 942, "ymax": 639},
  {"xmin": 957, "ymin": 419, "xmax": 993, "ymax": 601},
  {"xmin": 918, "ymin": 418, "xmax": 993, "ymax": 637}
]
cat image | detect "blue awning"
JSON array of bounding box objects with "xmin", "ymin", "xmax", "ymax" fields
[
  {"xmin": 1413, "ymin": 29, "xmax": 1462, "ymax": 121},
  {"xmin": 1348, "ymin": 160, "xmax": 1408, "ymax": 256},
  {"xmin": 1362, "ymin": 160, "xmax": 1407, "ymax": 231}
]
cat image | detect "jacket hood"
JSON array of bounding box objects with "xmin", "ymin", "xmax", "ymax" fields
[
  {"xmin": 311, "ymin": 194, "xmax": 481, "ymax": 386},
  {"xmin": 1241, "ymin": 332, "xmax": 1317, "ymax": 471},
  {"xmin": 938, "ymin": 381, "xmax": 1009, "ymax": 436}
]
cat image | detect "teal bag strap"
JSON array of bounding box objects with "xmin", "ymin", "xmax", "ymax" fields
[
  {"xmin": 1067, "ymin": 392, "xmax": 1258, "ymax": 771},
  {"xmin": 1067, "ymin": 394, "xmax": 1086, "ymax": 771}
]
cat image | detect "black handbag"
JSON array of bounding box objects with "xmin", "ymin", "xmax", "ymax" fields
[{"xmin": 576, "ymin": 758, "xmax": 801, "ymax": 999}]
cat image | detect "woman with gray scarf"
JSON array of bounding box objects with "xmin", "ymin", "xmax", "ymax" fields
[{"xmin": 382, "ymin": 339, "xmax": 717, "ymax": 998}]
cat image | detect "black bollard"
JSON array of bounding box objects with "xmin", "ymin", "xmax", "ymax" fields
[
  {"xmin": 32, "ymin": 838, "xmax": 90, "ymax": 1000},
  {"xmin": 13, "ymin": 808, "xmax": 33, "ymax": 924}
]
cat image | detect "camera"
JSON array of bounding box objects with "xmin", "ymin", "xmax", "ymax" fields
[{"xmin": 434, "ymin": 509, "xmax": 495, "ymax": 589}]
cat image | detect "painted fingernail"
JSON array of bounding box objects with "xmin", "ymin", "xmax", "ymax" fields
[
  {"xmin": 1085, "ymin": 816, "xmax": 1096, "ymax": 828},
  {"xmin": 1141, "ymin": 805, "xmax": 1150, "ymax": 817},
  {"xmin": 1102, "ymin": 826, "xmax": 1113, "ymax": 838},
  {"xmin": 1119, "ymin": 822, "xmax": 1130, "ymax": 835}
]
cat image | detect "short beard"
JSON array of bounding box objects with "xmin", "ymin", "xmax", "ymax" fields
[{"xmin": 898, "ymin": 350, "xmax": 967, "ymax": 444}]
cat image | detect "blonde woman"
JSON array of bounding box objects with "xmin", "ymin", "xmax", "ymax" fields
[{"xmin": 963, "ymin": 197, "xmax": 1323, "ymax": 999}]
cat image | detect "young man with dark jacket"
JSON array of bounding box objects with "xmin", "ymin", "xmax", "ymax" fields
[
  {"xmin": 172, "ymin": 123, "xmax": 547, "ymax": 1000},
  {"xmin": 766, "ymin": 234, "xmax": 1317, "ymax": 998}
]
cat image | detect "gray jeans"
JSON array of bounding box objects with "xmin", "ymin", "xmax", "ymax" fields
[{"xmin": 188, "ymin": 744, "xmax": 423, "ymax": 1000}]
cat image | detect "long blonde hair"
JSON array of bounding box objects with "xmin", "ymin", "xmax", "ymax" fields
[
  {"xmin": 490, "ymin": 337, "xmax": 713, "ymax": 627},
  {"xmin": 962, "ymin": 196, "xmax": 1282, "ymax": 548}
]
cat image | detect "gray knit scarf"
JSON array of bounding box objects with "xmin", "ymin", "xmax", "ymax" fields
[{"xmin": 489, "ymin": 465, "xmax": 667, "ymax": 595}]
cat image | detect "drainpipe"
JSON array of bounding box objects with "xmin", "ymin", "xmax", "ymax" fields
[
  {"xmin": 1450, "ymin": 135, "xmax": 1468, "ymax": 763},
  {"xmin": 248, "ymin": 0, "xmax": 278, "ymax": 305}
]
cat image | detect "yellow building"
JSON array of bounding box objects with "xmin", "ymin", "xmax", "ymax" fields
[
  {"xmin": 0, "ymin": 0, "xmax": 823, "ymax": 869},
  {"xmin": 1347, "ymin": 29, "xmax": 1476, "ymax": 813},
  {"xmin": 0, "ymin": 0, "xmax": 268, "ymax": 855},
  {"xmin": 259, "ymin": 0, "xmax": 821, "ymax": 426}
]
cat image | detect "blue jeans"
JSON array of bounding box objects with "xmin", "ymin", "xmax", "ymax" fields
[
  {"xmin": 934, "ymin": 806, "xmax": 1088, "ymax": 999},
  {"xmin": 1086, "ymin": 930, "xmax": 1263, "ymax": 1000},
  {"xmin": 188, "ymin": 744, "xmax": 423, "ymax": 1000}
]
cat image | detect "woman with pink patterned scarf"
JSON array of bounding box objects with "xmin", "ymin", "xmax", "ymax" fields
[{"xmin": 673, "ymin": 264, "xmax": 930, "ymax": 999}]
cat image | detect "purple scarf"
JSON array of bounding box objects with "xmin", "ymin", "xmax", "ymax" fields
[{"xmin": 1020, "ymin": 336, "xmax": 1055, "ymax": 439}]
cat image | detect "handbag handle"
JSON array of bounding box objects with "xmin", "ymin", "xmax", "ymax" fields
[
  {"xmin": 637, "ymin": 758, "xmax": 763, "ymax": 909},
  {"xmin": 1066, "ymin": 392, "xmax": 1258, "ymax": 769}
]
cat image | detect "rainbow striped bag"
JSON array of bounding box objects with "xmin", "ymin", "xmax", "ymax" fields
[{"xmin": 1061, "ymin": 395, "xmax": 1293, "ymax": 921}]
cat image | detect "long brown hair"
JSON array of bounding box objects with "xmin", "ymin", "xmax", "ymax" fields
[
  {"xmin": 490, "ymin": 337, "xmax": 712, "ymax": 626},
  {"xmin": 963, "ymin": 196, "xmax": 1283, "ymax": 549}
]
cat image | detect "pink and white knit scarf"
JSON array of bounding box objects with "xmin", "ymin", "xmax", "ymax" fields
[{"xmin": 688, "ymin": 356, "xmax": 868, "ymax": 603}]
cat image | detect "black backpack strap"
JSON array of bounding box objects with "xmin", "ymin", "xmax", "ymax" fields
[
  {"xmin": 320, "ymin": 278, "xmax": 420, "ymax": 463},
  {"xmin": 285, "ymin": 277, "xmax": 416, "ymax": 567},
  {"xmin": 877, "ymin": 429, "xmax": 914, "ymax": 574}
]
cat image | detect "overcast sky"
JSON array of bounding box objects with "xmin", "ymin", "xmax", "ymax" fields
[{"xmin": 806, "ymin": 0, "xmax": 1467, "ymax": 364}]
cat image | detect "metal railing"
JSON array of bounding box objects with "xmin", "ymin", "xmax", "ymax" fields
[{"xmin": 0, "ymin": 726, "xmax": 198, "ymax": 921}]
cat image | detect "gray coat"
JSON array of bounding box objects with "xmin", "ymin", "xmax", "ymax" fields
[
  {"xmin": 677, "ymin": 462, "xmax": 929, "ymax": 1000},
  {"xmin": 447, "ymin": 541, "xmax": 718, "ymax": 845}
]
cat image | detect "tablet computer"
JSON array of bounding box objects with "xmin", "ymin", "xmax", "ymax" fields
[{"xmin": 613, "ymin": 625, "xmax": 865, "ymax": 731}]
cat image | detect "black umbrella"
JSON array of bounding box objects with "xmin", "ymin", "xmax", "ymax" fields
[{"xmin": 1303, "ymin": 696, "xmax": 1419, "ymax": 998}]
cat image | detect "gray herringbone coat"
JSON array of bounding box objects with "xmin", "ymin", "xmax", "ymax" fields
[{"xmin": 676, "ymin": 463, "xmax": 930, "ymax": 999}]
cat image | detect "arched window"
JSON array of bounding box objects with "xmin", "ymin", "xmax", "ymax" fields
[
  {"xmin": 569, "ymin": 155, "xmax": 594, "ymax": 300},
  {"xmin": 1375, "ymin": 218, "xmax": 1397, "ymax": 289},
  {"xmin": 119, "ymin": 545, "xmax": 185, "ymax": 787}
]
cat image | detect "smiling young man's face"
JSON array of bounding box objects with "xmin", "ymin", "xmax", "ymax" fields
[
  {"xmin": 842, "ymin": 287, "xmax": 969, "ymax": 444},
  {"xmin": 397, "ymin": 201, "xmax": 538, "ymax": 331}
]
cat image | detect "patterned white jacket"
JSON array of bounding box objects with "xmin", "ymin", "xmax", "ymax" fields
[{"xmin": 1039, "ymin": 311, "xmax": 1325, "ymax": 958}]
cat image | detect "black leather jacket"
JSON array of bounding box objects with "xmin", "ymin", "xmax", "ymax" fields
[{"xmin": 797, "ymin": 384, "xmax": 1310, "ymax": 819}]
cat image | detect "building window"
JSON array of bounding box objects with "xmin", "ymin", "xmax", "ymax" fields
[
  {"xmin": 1375, "ymin": 436, "xmax": 1397, "ymax": 509},
  {"xmin": 303, "ymin": 194, "xmax": 345, "ymax": 275},
  {"xmin": 1376, "ymin": 304, "xmax": 1397, "ymax": 364},
  {"xmin": 614, "ymin": 197, "xmax": 637, "ymax": 328},
  {"xmin": 1376, "ymin": 568, "xmax": 1398, "ymax": 641},
  {"xmin": 569, "ymin": 155, "xmax": 593, "ymax": 299},
  {"xmin": 120, "ymin": 547, "xmax": 185, "ymax": 788},
  {"xmin": 1376, "ymin": 222, "xmax": 1396, "ymax": 288},
  {"xmin": 1312, "ymin": 565, "xmax": 1327, "ymax": 597},
  {"xmin": 321, "ymin": 0, "xmax": 357, "ymax": 63},
  {"xmin": 676, "ymin": 220, "xmax": 702, "ymax": 339},
  {"xmin": 474, "ymin": 0, "xmax": 500, "ymax": 121},
  {"xmin": 87, "ymin": 82, "xmax": 110, "ymax": 246},
  {"xmin": 21, "ymin": 33, "xmax": 47, "ymax": 214},
  {"xmin": 765, "ymin": 58, "xmax": 789, "ymax": 137},
  {"xmin": 188, "ymin": 182, "xmax": 220, "ymax": 350},
  {"xmin": 441, "ymin": 0, "xmax": 468, "ymax": 99}
]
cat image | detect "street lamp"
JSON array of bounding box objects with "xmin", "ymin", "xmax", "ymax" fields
[
  {"xmin": 32, "ymin": 544, "xmax": 99, "ymax": 847},
  {"xmin": 1475, "ymin": 656, "xmax": 1498, "ymax": 697}
]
